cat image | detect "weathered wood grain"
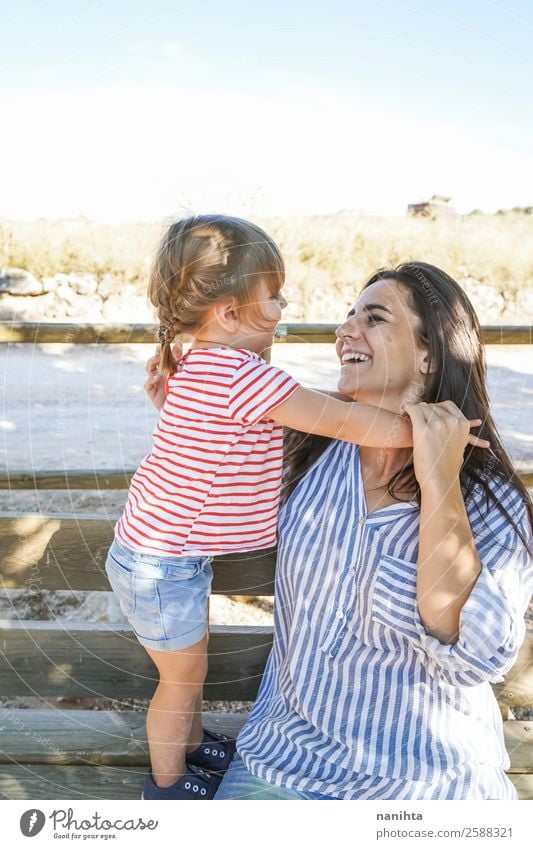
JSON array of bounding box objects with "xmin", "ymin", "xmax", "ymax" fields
[
  {"xmin": 0, "ymin": 514, "xmax": 276, "ymax": 595},
  {"xmin": 0, "ymin": 762, "xmax": 530, "ymax": 800},
  {"xmin": 1, "ymin": 708, "xmax": 529, "ymax": 772},
  {"xmin": 0, "ymin": 621, "xmax": 273, "ymax": 701},
  {"xmin": 1, "ymin": 322, "xmax": 531, "ymax": 345},
  {"xmin": 0, "ymin": 709, "xmax": 247, "ymax": 766},
  {"xmin": 0, "ymin": 764, "xmax": 145, "ymax": 800}
]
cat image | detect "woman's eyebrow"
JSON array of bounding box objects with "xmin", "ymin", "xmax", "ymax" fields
[
  {"xmin": 363, "ymin": 303, "xmax": 393, "ymax": 314},
  {"xmin": 347, "ymin": 303, "xmax": 393, "ymax": 317}
]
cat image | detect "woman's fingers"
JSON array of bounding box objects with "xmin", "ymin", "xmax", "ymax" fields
[
  {"xmin": 468, "ymin": 434, "xmax": 491, "ymax": 448},
  {"xmin": 145, "ymin": 346, "xmax": 161, "ymax": 375},
  {"xmin": 404, "ymin": 403, "xmax": 489, "ymax": 447},
  {"xmin": 171, "ymin": 341, "xmax": 183, "ymax": 360}
]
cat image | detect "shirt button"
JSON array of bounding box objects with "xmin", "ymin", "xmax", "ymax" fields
[
  {"xmin": 349, "ymin": 568, "xmax": 356, "ymax": 576},
  {"xmin": 359, "ymin": 517, "xmax": 365, "ymax": 526},
  {"xmin": 336, "ymin": 609, "xmax": 344, "ymax": 620}
]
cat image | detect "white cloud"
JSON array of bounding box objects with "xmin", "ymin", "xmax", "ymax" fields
[{"xmin": 1, "ymin": 83, "xmax": 532, "ymax": 221}]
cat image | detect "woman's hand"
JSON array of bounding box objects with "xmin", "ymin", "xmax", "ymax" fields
[
  {"xmin": 403, "ymin": 401, "xmax": 489, "ymax": 489},
  {"xmin": 144, "ymin": 343, "xmax": 182, "ymax": 410}
]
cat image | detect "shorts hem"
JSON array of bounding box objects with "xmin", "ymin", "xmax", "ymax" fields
[{"xmin": 134, "ymin": 624, "xmax": 208, "ymax": 651}]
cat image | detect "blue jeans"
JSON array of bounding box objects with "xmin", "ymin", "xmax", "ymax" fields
[{"xmin": 214, "ymin": 754, "xmax": 335, "ymax": 800}]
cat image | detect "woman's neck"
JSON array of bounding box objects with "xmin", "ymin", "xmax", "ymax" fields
[{"xmin": 358, "ymin": 445, "xmax": 413, "ymax": 485}]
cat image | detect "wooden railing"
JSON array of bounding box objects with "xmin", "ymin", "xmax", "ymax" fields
[{"xmin": 0, "ymin": 322, "xmax": 532, "ymax": 800}]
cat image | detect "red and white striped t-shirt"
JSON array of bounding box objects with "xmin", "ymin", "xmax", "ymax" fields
[{"xmin": 116, "ymin": 348, "xmax": 300, "ymax": 556}]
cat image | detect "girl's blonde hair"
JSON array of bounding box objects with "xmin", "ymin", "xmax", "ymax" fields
[{"xmin": 148, "ymin": 214, "xmax": 285, "ymax": 372}]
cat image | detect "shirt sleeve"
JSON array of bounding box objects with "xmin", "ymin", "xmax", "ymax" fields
[
  {"xmin": 228, "ymin": 356, "xmax": 300, "ymax": 424},
  {"xmin": 412, "ymin": 485, "xmax": 533, "ymax": 687}
]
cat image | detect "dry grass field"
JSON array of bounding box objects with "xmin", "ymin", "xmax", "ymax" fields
[{"xmin": 2, "ymin": 212, "xmax": 532, "ymax": 307}]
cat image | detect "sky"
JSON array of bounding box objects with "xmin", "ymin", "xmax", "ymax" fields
[{"xmin": 1, "ymin": 0, "xmax": 533, "ymax": 221}]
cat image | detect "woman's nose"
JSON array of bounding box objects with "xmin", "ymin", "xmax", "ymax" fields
[{"xmin": 336, "ymin": 316, "xmax": 361, "ymax": 339}]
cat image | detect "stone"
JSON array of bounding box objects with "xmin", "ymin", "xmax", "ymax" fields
[
  {"xmin": 55, "ymin": 282, "xmax": 79, "ymax": 306},
  {"xmin": 0, "ymin": 291, "xmax": 57, "ymax": 321},
  {"xmin": 0, "ymin": 268, "xmax": 43, "ymax": 296},
  {"xmin": 67, "ymin": 273, "xmax": 98, "ymax": 297},
  {"xmin": 41, "ymin": 276, "xmax": 61, "ymax": 294},
  {"xmin": 97, "ymin": 274, "xmax": 119, "ymax": 300}
]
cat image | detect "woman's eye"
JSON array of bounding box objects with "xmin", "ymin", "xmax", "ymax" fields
[{"xmin": 367, "ymin": 314, "xmax": 383, "ymax": 324}]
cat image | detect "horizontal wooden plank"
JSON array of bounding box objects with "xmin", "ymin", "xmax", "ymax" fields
[
  {"xmin": 0, "ymin": 469, "xmax": 132, "ymax": 490},
  {"xmin": 0, "ymin": 763, "xmax": 530, "ymax": 801},
  {"xmin": 492, "ymin": 634, "xmax": 533, "ymax": 710},
  {"xmin": 0, "ymin": 621, "xmax": 272, "ymax": 701},
  {"xmin": 1, "ymin": 322, "xmax": 532, "ymax": 345},
  {"xmin": 502, "ymin": 721, "xmax": 533, "ymax": 773},
  {"xmin": 2, "ymin": 463, "xmax": 532, "ymax": 490},
  {"xmin": 0, "ymin": 764, "xmax": 144, "ymax": 800},
  {"xmin": 0, "ymin": 514, "xmax": 276, "ymax": 595},
  {"xmin": 0, "ymin": 323, "xmax": 157, "ymax": 344},
  {"xmin": 0, "ymin": 709, "xmax": 246, "ymax": 766},
  {"xmin": 509, "ymin": 773, "xmax": 533, "ymax": 800},
  {"xmin": 0, "ymin": 708, "xmax": 529, "ymax": 772}
]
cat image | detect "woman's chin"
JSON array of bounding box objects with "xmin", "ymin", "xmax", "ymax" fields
[{"xmin": 337, "ymin": 371, "xmax": 362, "ymax": 399}]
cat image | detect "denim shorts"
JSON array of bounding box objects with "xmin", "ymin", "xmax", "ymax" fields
[{"xmin": 105, "ymin": 536, "xmax": 214, "ymax": 651}]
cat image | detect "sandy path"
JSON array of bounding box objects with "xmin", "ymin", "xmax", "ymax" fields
[{"xmin": 1, "ymin": 342, "xmax": 532, "ymax": 474}]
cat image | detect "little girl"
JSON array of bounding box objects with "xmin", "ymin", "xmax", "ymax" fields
[{"xmin": 106, "ymin": 214, "xmax": 487, "ymax": 800}]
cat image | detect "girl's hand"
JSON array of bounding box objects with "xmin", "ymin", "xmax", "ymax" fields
[
  {"xmin": 403, "ymin": 401, "xmax": 490, "ymax": 488},
  {"xmin": 144, "ymin": 343, "xmax": 183, "ymax": 410}
]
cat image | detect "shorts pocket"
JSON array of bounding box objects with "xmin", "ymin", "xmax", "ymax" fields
[{"xmin": 105, "ymin": 546, "xmax": 135, "ymax": 618}]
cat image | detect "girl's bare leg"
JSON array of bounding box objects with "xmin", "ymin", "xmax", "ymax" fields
[{"xmin": 145, "ymin": 636, "xmax": 207, "ymax": 788}]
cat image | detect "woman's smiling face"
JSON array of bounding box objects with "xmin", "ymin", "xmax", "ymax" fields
[{"xmin": 335, "ymin": 278, "xmax": 430, "ymax": 412}]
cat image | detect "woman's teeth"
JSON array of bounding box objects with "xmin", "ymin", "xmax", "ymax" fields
[{"xmin": 342, "ymin": 352, "xmax": 370, "ymax": 364}]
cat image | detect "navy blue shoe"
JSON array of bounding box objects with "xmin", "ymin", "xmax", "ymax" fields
[
  {"xmin": 186, "ymin": 729, "xmax": 237, "ymax": 775},
  {"xmin": 142, "ymin": 765, "xmax": 220, "ymax": 800}
]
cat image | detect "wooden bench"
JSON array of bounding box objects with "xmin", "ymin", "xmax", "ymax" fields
[{"xmin": 0, "ymin": 322, "xmax": 532, "ymax": 800}]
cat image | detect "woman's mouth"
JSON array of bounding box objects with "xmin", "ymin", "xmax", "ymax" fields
[{"xmin": 341, "ymin": 351, "xmax": 371, "ymax": 365}]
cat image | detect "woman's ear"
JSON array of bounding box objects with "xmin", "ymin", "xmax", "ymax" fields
[{"xmin": 418, "ymin": 351, "xmax": 436, "ymax": 375}]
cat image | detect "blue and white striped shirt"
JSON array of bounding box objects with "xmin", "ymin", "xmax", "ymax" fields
[{"xmin": 237, "ymin": 441, "xmax": 533, "ymax": 800}]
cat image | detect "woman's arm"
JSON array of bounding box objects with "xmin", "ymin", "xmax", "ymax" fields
[
  {"xmin": 269, "ymin": 388, "xmax": 489, "ymax": 451},
  {"xmin": 404, "ymin": 401, "xmax": 494, "ymax": 644}
]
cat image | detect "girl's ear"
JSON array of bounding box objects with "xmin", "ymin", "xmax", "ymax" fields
[{"xmin": 213, "ymin": 297, "xmax": 240, "ymax": 332}]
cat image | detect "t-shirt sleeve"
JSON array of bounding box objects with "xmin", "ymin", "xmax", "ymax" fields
[{"xmin": 228, "ymin": 357, "xmax": 300, "ymax": 424}]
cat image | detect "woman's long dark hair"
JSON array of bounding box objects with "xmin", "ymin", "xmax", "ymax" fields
[{"xmin": 282, "ymin": 261, "xmax": 533, "ymax": 548}]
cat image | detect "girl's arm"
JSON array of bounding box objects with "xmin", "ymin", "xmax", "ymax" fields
[{"xmin": 268, "ymin": 386, "xmax": 489, "ymax": 451}]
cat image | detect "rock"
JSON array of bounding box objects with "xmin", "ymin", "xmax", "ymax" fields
[
  {"xmin": 0, "ymin": 291, "xmax": 57, "ymax": 321},
  {"xmin": 42, "ymin": 276, "xmax": 60, "ymax": 294},
  {"xmin": 101, "ymin": 293, "xmax": 151, "ymax": 323},
  {"xmin": 56, "ymin": 282, "xmax": 79, "ymax": 306},
  {"xmin": 98, "ymin": 274, "xmax": 119, "ymax": 300},
  {"xmin": 68, "ymin": 273, "xmax": 98, "ymax": 297},
  {"xmin": 460, "ymin": 278, "xmax": 506, "ymax": 323},
  {"xmin": 0, "ymin": 268, "xmax": 43, "ymax": 296},
  {"xmin": 515, "ymin": 289, "xmax": 533, "ymax": 320}
]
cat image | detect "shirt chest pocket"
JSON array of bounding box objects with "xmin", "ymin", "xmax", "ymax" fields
[{"xmin": 348, "ymin": 554, "xmax": 422, "ymax": 647}]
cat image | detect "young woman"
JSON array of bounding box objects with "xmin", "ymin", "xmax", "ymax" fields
[{"xmin": 212, "ymin": 262, "xmax": 533, "ymax": 800}]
